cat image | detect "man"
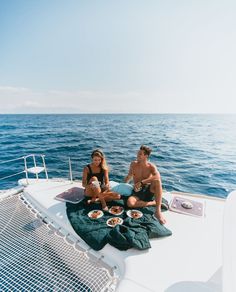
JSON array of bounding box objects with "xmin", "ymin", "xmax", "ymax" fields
[{"xmin": 125, "ymin": 145, "xmax": 166, "ymax": 224}]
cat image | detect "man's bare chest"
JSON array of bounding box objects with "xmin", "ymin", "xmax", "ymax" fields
[{"xmin": 133, "ymin": 165, "xmax": 151, "ymax": 178}]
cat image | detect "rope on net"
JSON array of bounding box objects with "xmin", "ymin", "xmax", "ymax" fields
[{"xmin": 0, "ymin": 194, "xmax": 117, "ymax": 292}]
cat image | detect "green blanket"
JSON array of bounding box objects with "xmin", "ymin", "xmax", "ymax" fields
[{"xmin": 66, "ymin": 198, "xmax": 172, "ymax": 251}]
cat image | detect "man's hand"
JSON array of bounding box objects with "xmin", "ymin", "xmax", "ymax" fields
[
  {"xmin": 124, "ymin": 174, "xmax": 133, "ymax": 183},
  {"xmin": 134, "ymin": 182, "xmax": 142, "ymax": 192}
]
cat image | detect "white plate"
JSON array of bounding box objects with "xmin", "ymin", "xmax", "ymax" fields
[
  {"xmin": 108, "ymin": 206, "xmax": 124, "ymax": 216},
  {"xmin": 106, "ymin": 217, "xmax": 123, "ymax": 227},
  {"xmin": 126, "ymin": 209, "xmax": 143, "ymax": 219},
  {"xmin": 88, "ymin": 210, "xmax": 104, "ymax": 219}
]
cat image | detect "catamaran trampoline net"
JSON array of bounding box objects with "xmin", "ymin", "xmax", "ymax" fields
[{"xmin": 0, "ymin": 194, "xmax": 115, "ymax": 291}]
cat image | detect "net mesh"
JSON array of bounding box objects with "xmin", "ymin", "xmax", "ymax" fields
[{"xmin": 0, "ymin": 194, "xmax": 115, "ymax": 292}]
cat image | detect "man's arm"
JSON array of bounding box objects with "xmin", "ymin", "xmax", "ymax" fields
[
  {"xmin": 124, "ymin": 162, "xmax": 134, "ymax": 183},
  {"xmin": 141, "ymin": 164, "xmax": 160, "ymax": 185}
]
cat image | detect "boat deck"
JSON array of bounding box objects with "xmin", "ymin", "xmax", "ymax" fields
[{"xmin": 20, "ymin": 179, "xmax": 225, "ymax": 292}]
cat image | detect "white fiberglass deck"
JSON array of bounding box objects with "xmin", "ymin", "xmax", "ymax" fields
[{"xmin": 20, "ymin": 179, "xmax": 225, "ymax": 292}]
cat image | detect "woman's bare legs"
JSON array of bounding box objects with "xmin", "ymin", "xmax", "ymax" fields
[
  {"xmin": 102, "ymin": 191, "xmax": 121, "ymax": 202},
  {"xmin": 85, "ymin": 177, "xmax": 108, "ymax": 210}
]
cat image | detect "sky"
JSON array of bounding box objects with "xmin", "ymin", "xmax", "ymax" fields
[{"xmin": 0, "ymin": 0, "xmax": 236, "ymax": 114}]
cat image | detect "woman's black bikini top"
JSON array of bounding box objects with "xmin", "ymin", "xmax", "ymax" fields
[{"xmin": 86, "ymin": 164, "xmax": 104, "ymax": 185}]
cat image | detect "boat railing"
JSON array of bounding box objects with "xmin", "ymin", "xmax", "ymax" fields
[
  {"xmin": 0, "ymin": 154, "xmax": 76, "ymax": 187},
  {"xmin": 0, "ymin": 156, "xmax": 25, "ymax": 182},
  {"xmin": 23, "ymin": 154, "xmax": 48, "ymax": 183},
  {"xmin": 0, "ymin": 154, "xmax": 49, "ymax": 185}
]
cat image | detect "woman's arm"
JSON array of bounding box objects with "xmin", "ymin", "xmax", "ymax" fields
[
  {"xmin": 82, "ymin": 167, "xmax": 88, "ymax": 188},
  {"xmin": 103, "ymin": 169, "xmax": 110, "ymax": 189}
]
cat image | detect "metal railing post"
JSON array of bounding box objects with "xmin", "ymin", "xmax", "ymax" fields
[
  {"xmin": 42, "ymin": 155, "xmax": 48, "ymax": 181},
  {"xmin": 69, "ymin": 157, "xmax": 73, "ymax": 183},
  {"xmin": 23, "ymin": 156, "xmax": 29, "ymax": 185},
  {"xmin": 33, "ymin": 154, "xmax": 39, "ymax": 180}
]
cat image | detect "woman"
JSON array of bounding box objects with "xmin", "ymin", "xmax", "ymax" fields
[{"xmin": 82, "ymin": 149, "xmax": 120, "ymax": 210}]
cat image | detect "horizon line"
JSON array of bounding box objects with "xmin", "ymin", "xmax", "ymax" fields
[{"xmin": 0, "ymin": 112, "xmax": 235, "ymax": 115}]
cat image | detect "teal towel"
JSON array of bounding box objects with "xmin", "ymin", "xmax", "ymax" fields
[{"xmin": 66, "ymin": 198, "xmax": 172, "ymax": 251}]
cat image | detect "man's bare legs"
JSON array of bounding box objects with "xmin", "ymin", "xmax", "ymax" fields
[
  {"xmin": 127, "ymin": 196, "xmax": 156, "ymax": 208},
  {"xmin": 150, "ymin": 179, "xmax": 166, "ymax": 224},
  {"xmin": 127, "ymin": 179, "xmax": 166, "ymax": 224}
]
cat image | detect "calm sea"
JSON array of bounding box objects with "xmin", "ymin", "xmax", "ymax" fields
[{"xmin": 0, "ymin": 114, "xmax": 236, "ymax": 198}]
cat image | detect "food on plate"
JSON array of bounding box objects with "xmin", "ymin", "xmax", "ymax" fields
[
  {"xmin": 88, "ymin": 210, "xmax": 103, "ymax": 219},
  {"xmin": 106, "ymin": 217, "xmax": 123, "ymax": 227},
  {"xmin": 131, "ymin": 210, "xmax": 142, "ymax": 218},
  {"xmin": 109, "ymin": 206, "xmax": 124, "ymax": 215},
  {"xmin": 127, "ymin": 209, "xmax": 143, "ymax": 219}
]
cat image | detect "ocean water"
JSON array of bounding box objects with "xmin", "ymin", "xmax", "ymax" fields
[{"xmin": 0, "ymin": 114, "xmax": 236, "ymax": 198}]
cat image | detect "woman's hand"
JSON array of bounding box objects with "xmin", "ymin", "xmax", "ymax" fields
[{"xmin": 103, "ymin": 183, "xmax": 110, "ymax": 191}]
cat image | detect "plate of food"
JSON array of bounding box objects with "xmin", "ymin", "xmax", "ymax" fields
[
  {"xmin": 106, "ymin": 217, "xmax": 123, "ymax": 227},
  {"xmin": 88, "ymin": 210, "xmax": 104, "ymax": 219},
  {"xmin": 126, "ymin": 209, "xmax": 143, "ymax": 219},
  {"xmin": 108, "ymin": 206, "xmax": 124, "ymax": 216}
]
